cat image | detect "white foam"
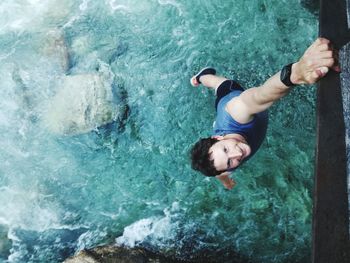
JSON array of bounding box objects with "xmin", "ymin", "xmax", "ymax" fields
[
  {"xmin": 76, "ymin": 230, "xmax": 108, "ymax": 251},
  {"xmin": 116, "ymin": 217, "xmax": 163, "ymax": 247},
  {"xmin": 8, "ymin": 250, "xmax": 24, "ymax": 263},
  {"xmin": 0, "ymin": 188, "xmax": 60, "ymax": 232},
  {"xmin": 109, "ymin": 0, "xmax": 130, "ymax": 12},
  {"xmin": 116, "ymin": 204, "xmax": 179, "ymax": 247},
  {"xmin": 157, "ymin": 0, "xmax": 183, "ymax": 16},
  {"xmin": 79, "ymin": 0, "xmax": 89, "ymax": 11},
  {"xmin": 0, "ymin": 0, "xmax": 74, "ymax": 33}
]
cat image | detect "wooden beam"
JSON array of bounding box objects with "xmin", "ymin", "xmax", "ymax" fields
[{"xmin": 313, "ymin": 0, "xmax": 350, "ymax": 262}]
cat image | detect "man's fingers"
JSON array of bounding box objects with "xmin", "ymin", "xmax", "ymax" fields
[
  {"xmin": 307, "ymin": 37, "xmax": 330, "ymax": 51},
  {"xmin": 332, "ymin": 50, "xmax": 340, "ymax": 71},
  {"xmin": 315, "ymin": 37, "xmax": 331, "ymax": 46},
  {"xmin": 313, "ymin": 66, "xmax": 329, "ymax": 79},
  {"xmin": 319, "ymin": 66, "xmax": 329, "ymax": 75},
  {"xmin": 308, "ymin": 50, "xmax": 336, "ymax": 61},
  {"xmin": 332, "ymin": 65, "xmax": 341, "ymax": 72},
  {"xmin": 307, "ymin": 42, "xmax": 334, "ymax": 57},
  {"xmin": 307, "ymin": 67, "xmax": 328, "ymax": 83},
  {"xmin": 224, "ymin": 178, "xmax": 236, "ymax": 190},
  {"xmin": 304, "ymin": 57, "xmax": 334, "ymax": 70},
  {"xmin": 300, "ymin": 38, "xmax": 338, "ymax": 83},
  {"xmin": 305, "ymin": 44, "xmax": 338, "ymax": 69},
  {"xmin": 316, "ymin": 58, "xmax": 335, "ymax": 68},
  {"xmin": 313, "ymin": 56, "xmax": 339, "ymax": 72},
  {"xmin": 311, "ymin": 43, "xmax": 332, "ymax": 53},
  {"xmin": 316, "ymin": 50, "xmax": 333, "ymax": 59}
]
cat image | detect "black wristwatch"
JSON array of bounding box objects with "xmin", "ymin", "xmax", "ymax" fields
[{"xmin": 280, "ymin": 63, "xmax": 296, "ymax": 87}]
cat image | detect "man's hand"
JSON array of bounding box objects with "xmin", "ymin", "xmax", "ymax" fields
[
  {"xmin": 291, "ymin": 38, "xmax": 340, "ymax": 85},
  {"xmin": 216, "ymin": 172, "xmax": 236, "ymax": 190}
]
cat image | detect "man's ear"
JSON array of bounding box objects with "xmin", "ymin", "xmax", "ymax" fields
[
  {"xmin": 215, "ymin": 172, "xmax": 236, "ymax": 190},
  {"xmin": 211, "ymin": 135, "xmax": 224, "ymax": 140}
]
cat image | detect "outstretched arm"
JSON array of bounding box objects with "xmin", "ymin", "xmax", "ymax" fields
[
  {"xmin": 226, "ymin": 38, "xmax": 339, "ymax": 124},
  {"xmin": 216, "ymin": 172, "xmax": 236, "ymax": 190}
]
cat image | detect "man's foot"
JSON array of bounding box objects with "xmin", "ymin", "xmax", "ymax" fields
[{"xmin": 190, "ymin": 67, "xmax": 216, "ymax": 87}]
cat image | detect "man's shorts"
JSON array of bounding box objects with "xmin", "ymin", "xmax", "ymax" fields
[{"xmin": 215, "ymin": 79, "xmax": 244, "ymax": 110}]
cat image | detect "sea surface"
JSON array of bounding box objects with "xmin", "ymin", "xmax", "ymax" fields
[{"xmin": 0, "ymin": 1, "xmax": 318, "ymax": 262}]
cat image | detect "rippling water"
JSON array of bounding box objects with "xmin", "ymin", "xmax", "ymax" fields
[{"xmin": 0, "ymin": 1, "xmax": 317, "ymax": 262}]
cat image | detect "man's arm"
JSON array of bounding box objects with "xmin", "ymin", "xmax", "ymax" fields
[
  {"xmin": 216, "ymin": 172, "xmax": 236, "ymax": 190},
  {"xmin": 226, "ymin": 38, "xmax": 339, "ymax": 124}
]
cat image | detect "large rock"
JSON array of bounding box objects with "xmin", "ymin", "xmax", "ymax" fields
[
  {"xmin": 44, "ymin": 73, "xmax": 121, "ymax": 136},
  {"xmin": 300, "ymin": 0, "xmax": 319, "ymax": 14},
  {"xmin": 0, "ymin": 225, "xmax": 11, "ymax": 259},
  {"xmin": 63, "ymin": 245, "xmax": 183, "ymax": 263},
  {"xmin": 41, "ymin": 29, "xmax": 70, "ymax": 73}
]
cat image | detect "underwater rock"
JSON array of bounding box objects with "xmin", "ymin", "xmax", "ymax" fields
[
  {"xmin": 41, "ymin": 29, "xmax": 70, "ymax": 73},
  {"xmin": 70, "ymin": 36, "xmax": 128, "ymax": 72},
  {"xmin": 44, "ymin": 73, "xmax": 121, "ymax": 136},
  {"xmin": 0, "ymin": 225, "xmax": 11, "ymax": 259},
  {"xmin": 300, "ymin": 0, "xmax": 320, "ymax": 14},
  {"xmin": 63, "ymin": 245, "xmax": 183, "ymax": 263}
]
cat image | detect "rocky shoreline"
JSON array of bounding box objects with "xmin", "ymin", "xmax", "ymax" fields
[
  {"xmin": 62, "ymin": 244, "xmax": 253, "ymax": 263},
  {"xmin": 63, "ymin": 245, "xmax": 187, "ymax": 263}
]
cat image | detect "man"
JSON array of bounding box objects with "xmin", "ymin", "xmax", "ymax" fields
[{"xmin": 190, "ymin": 38, "xmax": 340, "ymax": 190}]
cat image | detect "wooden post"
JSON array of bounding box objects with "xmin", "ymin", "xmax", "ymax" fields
[{"xmin": 313, "ymin": 0, "xmax": 350, "ymax": 262}]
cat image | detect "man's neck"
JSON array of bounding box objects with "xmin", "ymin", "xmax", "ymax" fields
[{"xmin": 222, "ymin": 133, "xmax": 247, "ymax": 144}]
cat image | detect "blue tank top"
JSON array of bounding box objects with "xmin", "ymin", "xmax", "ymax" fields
[{"xmin": 213, "ymin": 90, "xmax": 268, "ymax": 159}]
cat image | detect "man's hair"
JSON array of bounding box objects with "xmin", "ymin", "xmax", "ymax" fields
[{"xmin": 190, "ymin": 137, "xmax": 221, "ymax": 177}]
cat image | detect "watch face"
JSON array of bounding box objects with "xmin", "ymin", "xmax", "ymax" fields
[
  {"xmin": 281, "ymin": 67, "xmax": 287, "ymax": 80},
  {"xmin": 282, "ymin": 66, "xmax": 290, "ymax": 80},
  {"xmin": 280, "ymin": 64, "xmax": 294, "ymax": 86}
]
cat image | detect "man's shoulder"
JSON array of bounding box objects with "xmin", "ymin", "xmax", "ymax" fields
[{"xmin": 225, "ymin": 95, "xmax": 255, "ymax": 124}]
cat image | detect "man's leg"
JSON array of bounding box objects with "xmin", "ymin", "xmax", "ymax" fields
[
  {"xmin": 198, "ymin": 75, "xmax": 228, "ymax": 91},
  {"xmin": 191, "ymin": 68, "xmax": 245, "ymax": 110},
  {"xmin": 191, "ymin": 67, "xmax": 228, "ymax": 91}
]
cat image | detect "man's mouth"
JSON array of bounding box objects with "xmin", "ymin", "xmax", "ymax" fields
[
  {"xmin": 238, "ymin": 143, "xmax": 250, "ymax": 159},
  {"xmin": 237, "ymin": 145, "xmax": 245, "ymax": 158}
]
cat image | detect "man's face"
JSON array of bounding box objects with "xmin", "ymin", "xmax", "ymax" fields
[{"xmin": 209, "ymin": 138, "xmax": 251, "ymax": 172}]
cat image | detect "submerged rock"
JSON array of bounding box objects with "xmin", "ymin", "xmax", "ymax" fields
[
  {"xmin": 63, "ymin": 245, "xmax": 252, "ymax": 263},
  {"xmin": 63, "ymin": 245, "xmax": 184, "ymax": 263},
  {"xmin": 44, "ymin": 72, "xmax": 123, "ymax": 136},
  {"xmin": 300, "ymin": 0, "xmax": 319, "ymax": 14},
  {"xmin": 0, "ymin": 225, "xmax": 11, "ymax": 259},
  {"xmin": 41, "ymin": 29, "xmax": 70, "ymax": 73}
]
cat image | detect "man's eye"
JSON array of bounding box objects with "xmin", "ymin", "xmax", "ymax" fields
[{"xmin": 224, "ymin": 147, "xmax": 227, "ymax": 153}]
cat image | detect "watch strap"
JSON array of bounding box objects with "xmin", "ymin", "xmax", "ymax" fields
[{"xmin": 280, "ymin": 63, "xmax": 295, "ymax": 87}]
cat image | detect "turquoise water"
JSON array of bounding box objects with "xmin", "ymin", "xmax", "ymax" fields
[{"xmin": 0, "ymin": 1, "xmax": 318, "ymax": 262}]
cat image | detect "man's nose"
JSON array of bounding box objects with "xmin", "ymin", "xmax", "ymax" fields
[{"xmin": 228, "ymin": 150, "xmax": 242, "ymax": 158}]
